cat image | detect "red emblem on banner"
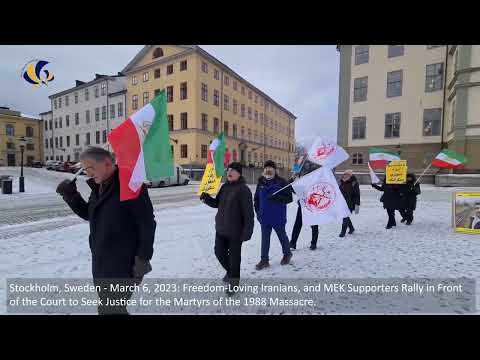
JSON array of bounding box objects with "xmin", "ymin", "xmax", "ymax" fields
[
  {"xmin": 304, "ymin": 183, "xmax": 336, "ymax": 212},
  {"xmin": 311, "ymin": 140, "xmax": 335, "ymax": 162}
]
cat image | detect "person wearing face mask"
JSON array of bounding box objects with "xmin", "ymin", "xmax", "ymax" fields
[
  {"xmin": 399, "ymin": 173, "xmax": 421, "ymax": 225},
  {"xmin": 254, "ymin": 160, "xmax": 293, "ymax": 270},
  {"xmin": 338, "ymin": 170, "xmax": 360, "ymax": 237},
  {"xmin": 200, "ymin": 162, "xmax": 254, "ymax": 295}
]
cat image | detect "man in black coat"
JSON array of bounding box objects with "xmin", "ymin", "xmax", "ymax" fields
[
  {"xmin": 339, "ymin": 170, "xmax": 360, "ymax": 237},
  {"xmin": 372, "ymin": 177, "xmax": 403, "ymax": 229},
  {"xmin": 200, "ymin": 162, "xmax": 254, "ymax": 295},
  {"xmin": 56, "ymin": 147, "xmax": 156, "ymax": 315},
  {"xmin": 399, "ymin": 173, "xmax": 421, "ymax": 225}
]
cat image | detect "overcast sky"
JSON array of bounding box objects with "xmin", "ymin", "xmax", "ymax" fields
[{"xmin": 0, "ymin": 45, "xmax": 339, "ymax": 146}]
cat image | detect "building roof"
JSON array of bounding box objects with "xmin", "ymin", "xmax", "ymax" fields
[
  {"xmin": 108, "ymin": 89, "xmax": 127, "ymax": 98},
  {"xmin": 39, "ymin": 110, "xmax": 52, "ymax": 115},
  {"xmin": 0, "ymin": 107, "xmax": 41, "ymax": 121},
  {"xmin": 48, "ymin": 73, "xmax": 125, "ymax": 99},
  {"xmin": 121, "ymin": 45, "xmax": 297, "ymax": 119}
]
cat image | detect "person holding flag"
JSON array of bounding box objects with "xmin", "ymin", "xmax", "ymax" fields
[
  {"xmin": 371, "ymin": 177, "xmax": 403, "ymax": 229},
  {"xmin": 55, "ymin": 146, "xmax": 156, "ymax": 315},
  {"xmin": 55, "ymin": 89, "xmax": 174, "ymax": 314},
  {"xmin": 254, "ymin": 160, "xmax": 293, "ymax": 270},
  {"xmin": 200, "ymin": 162, "xmax": 254, "ymax": 295}
]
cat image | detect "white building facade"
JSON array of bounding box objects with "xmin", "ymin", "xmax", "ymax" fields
[{"xmin": 44, "ymin": 74, "xmax": 127, "ymax": 162}]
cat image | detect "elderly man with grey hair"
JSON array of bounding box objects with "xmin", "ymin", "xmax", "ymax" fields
[{"xmin": 56, "ymin": 146, "xmax": 156, "ymax": 315}]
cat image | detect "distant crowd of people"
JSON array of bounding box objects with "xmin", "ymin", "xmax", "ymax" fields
[{"xmin": 200, "ymin": 159, "xmax": 422, "ymax": 296}]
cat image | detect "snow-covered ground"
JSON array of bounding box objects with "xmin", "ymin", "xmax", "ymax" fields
[{"xmin": 0, "ymin": 179, "xmax": 479, "ymax": 314}]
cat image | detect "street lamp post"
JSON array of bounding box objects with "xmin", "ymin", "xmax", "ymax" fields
[{"xmin": 18, "ymin": 136, "xmax": 27, "ymax": 193}]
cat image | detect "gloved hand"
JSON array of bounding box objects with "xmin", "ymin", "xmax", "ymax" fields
[
  {"xmin": 133, "ymin": 256, "xmax": 152, "ymax": 280},
  {"xmin": 56, "ymin": 178, "xmax": 78, "ymax": 198},
  {"xmin": 199, "ymin": 192, "xmax": 209, "ymax": 202},
  {"xmin": 354, "ymin": 205, "xmax": 360, "ymax": 214}
]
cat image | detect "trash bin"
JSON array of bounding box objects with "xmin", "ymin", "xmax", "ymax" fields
[{"xmin": 2, "ymin": 178, "xmax": 12, "ymax": 194}]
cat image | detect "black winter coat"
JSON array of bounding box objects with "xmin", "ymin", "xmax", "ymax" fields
[
  {"xmin": 399, "ymin": 179, "xmax": 421, "ymax": 211},
  {"xmin": 339, "ymin": 175, "xmax": 361, "ymax": 212},
  {"xmin": 63, "ymin": 168, "xmax": 156, "ymax": 279},
  {"xmin": 203, "ymin": 176, "xmax": 255, "ymax": 242},
  {"xmin": 372, "ymin": 182, "xmax": 404, "ymax": 210}
]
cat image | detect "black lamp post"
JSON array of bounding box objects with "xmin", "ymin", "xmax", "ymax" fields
[{"xmin": 18, "ymin": 136, "xmax": 27, "ymax": 193}]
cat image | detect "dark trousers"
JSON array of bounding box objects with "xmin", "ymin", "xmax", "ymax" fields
[
  {"xmin": 291, "ymin": 205, "xmax": 318, "ymax": 246},
  {"xmin": 94, "ymin": 278, "xmax": 133, "ymax": 315},
  {"xmin": 400, "ymin": 209, "xmax": 414, "ymax": 222},
  {"xmin": 387, "ymin": 209, "xmax": 397, "ymax": 227},
  {"xmin": 340, "ymin": 217, "xmax": 354, "ymax": 235},
  {"xmin": 215, "ymin": 233, "xmax": 242, "ymax": 286}
]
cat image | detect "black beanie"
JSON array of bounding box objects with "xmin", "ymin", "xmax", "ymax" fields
[
  {"xmin": 264, "ymin": 160, "xmax": 276, "ymax": 169},
  {"xmin": 227, "ymin": 162, "xmax": 243, "ymax": 175}
]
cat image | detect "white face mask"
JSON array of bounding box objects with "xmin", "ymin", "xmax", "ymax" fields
[{"xmin": 264, "ymin": 167, "xmax": 275, "ymax": 179}]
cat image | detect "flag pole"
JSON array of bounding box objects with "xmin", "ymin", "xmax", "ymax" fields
[
  {"xmin": 414, "ymin": 163, "xmax": 432, "ymax": 186},
  {"xmin": 271, "ymin": 166, "xmax": 323, "ymax": 196}
]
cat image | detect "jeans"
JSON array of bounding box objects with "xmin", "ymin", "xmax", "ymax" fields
[
  {"xmin": 261, "ymin": 224, "xmax": 292, "ymax": 261},
  {"xmin": 214, "ymin": 233, "xmax": 242, "ymax": 286},
  {"xmin": 291, "ymin": 205, "xmax": 319, "ymax": 246}
]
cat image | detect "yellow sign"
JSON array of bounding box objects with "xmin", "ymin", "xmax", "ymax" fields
[
  {"xmin": 453, "ymin": 192, "xmax": 480, "ymax": 235},
  {"xmin": 197, "ymin": 163, "xmax": 222, "ymax": 196},
  {"xmin": 386, "ymin": 160, "xmax": 407, "ymax": 184}
]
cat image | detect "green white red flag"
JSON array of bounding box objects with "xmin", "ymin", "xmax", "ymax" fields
[
  {"xmin": 108, "ymin": 89, "xmax": 174, "ymax": 201},
  {"xmin": 368, "ymin": 147, "xmax": 401, "ymax": 169},
  {"xmin": 431, "ymin": 149, "xmax": 467, "ymax": 169}
]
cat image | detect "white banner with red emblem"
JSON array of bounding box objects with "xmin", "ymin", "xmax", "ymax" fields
[
  {"xmin": 307, "ymin": 137, "xmax": 349, "ymax": 169},
  {"xmin": 291, "ymin": 167, "xmax": 351, "ymax": 226}
]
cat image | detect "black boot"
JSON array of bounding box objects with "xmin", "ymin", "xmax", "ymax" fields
[
  {"xmin": 339, "ymin": 218, "xmax": 348, "ymax": 237},
  {"xmin": 222, "ymin": 273, "xmax": 229, "ymax": 283},
  {"xmin": 289, "ymin": 240, "xmax": 296, "ymax": 250}
]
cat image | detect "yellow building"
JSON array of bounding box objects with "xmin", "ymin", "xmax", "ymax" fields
[
  {"xmin": 0, "ymin": 107, "xmax": 44, "ymax": 167},
  {"xmin": 121, "ymin": 45, "xmax": 297, "ymax": 170}
]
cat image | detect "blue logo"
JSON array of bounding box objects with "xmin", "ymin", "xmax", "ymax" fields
[{"xmin": 21, "ymin": 59, "xmax": 54, "ymax": 87}]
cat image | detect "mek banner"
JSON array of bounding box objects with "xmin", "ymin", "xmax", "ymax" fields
[
  {"xmin": 386, "ymin": 160, "xmax": 407, "ymax": 184},
  {"xmin": 197, "ymin": 163, "xmax": 222, "ymax": 196}
]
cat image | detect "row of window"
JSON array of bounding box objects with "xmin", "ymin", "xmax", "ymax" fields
[
  {"xmin": 132, "ymin": 85, "xmax": 292, "ymax": 136},
  {"xmin": 164, "ymin": 112, "xmax": 291, "ymax": 150},
  {"xmin": 53, "ymin": 83, "xmax": 107, "ymax": 109},
  {"xmin": 200, "ymin": 60, "xmax": 290, "ymax": 120},
  {"xmin": 353, "ymin": 63, "xmax": 444, "ymax": 102},
  {"xmin": 5, "ymin": 142, "xmax": 35, "ymax": 151},
  {"xmin": 351, "ymin": 108, "xmax": 442, "ymax": 140},
  {"xmin": 5, "ymin": 125, "xmax": 34, "ymax": 137},
  {"xmin": 45, "ymin": 130, "xmax": 108, "ymax": 149},
  {"xmin": 354, "ymin": 45, "xmax": 444, "ymax": 65},
  {"xmin": 45, "ymin": 103, "xmax": 123, "ymax": 131},
  {"xmin": 132, "ymin": 60, "xmax": 187, "ymax": 86},
  {"xmin": 200, "ymin": 83, "xmax": 292, "ymax": 135},
  {"xmin": 183, "ymin": 143, "xmax": 289, "ymax": 166}
]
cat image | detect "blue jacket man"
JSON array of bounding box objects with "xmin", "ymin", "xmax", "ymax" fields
[{"xmin": 254, "ymin": 160, "xmax": 293, "ymax": 270}]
